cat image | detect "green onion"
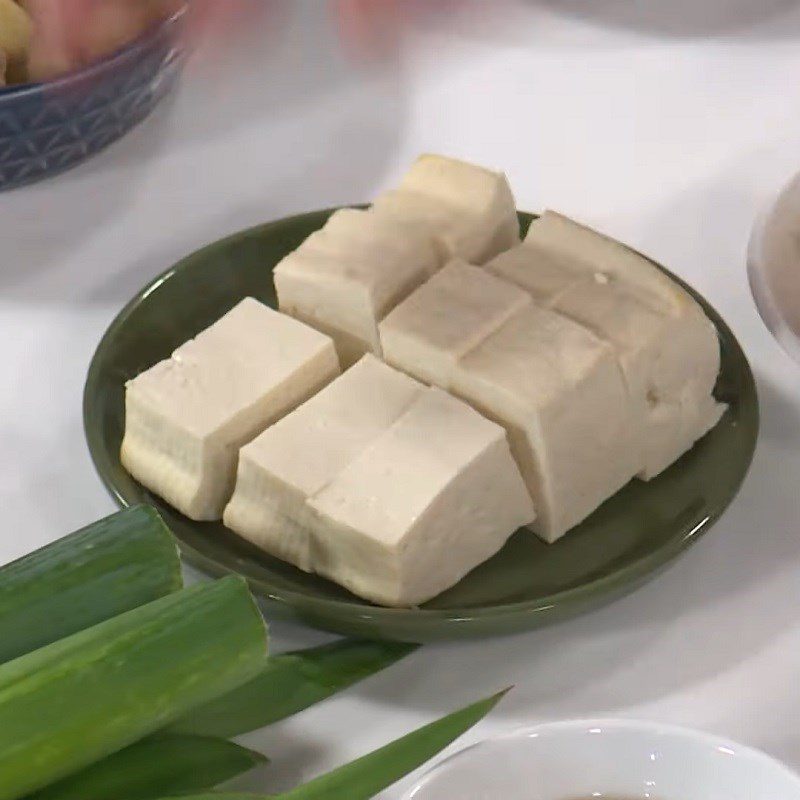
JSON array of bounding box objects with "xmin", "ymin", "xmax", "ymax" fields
[
  {"xmin": 28, "ymin": 734, "xmax": 267, "ymax": 800},
  {"xmin": 169, "ymin": 639, "xmax": 417, "ymax": 739},
  {"xmin": 0, "ymin": 505, "xmax": 181, "ymax": 664},
  {"xmin": 0, "ymin": 576, "xmax": 267, "ymax": 800},
  {"xmin": 151, "ymin": 690, "xmax": 508, "ymax": 800}
]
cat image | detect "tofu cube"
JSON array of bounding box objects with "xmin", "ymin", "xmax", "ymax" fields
[
  {"xmin": 371, "ymin": 154, "xmax": 520, "ymax": 264},
  {"xmin": 307, "ymin": 387, "xmax": 535, "ymax": 606},
  {"xmin": 551, "ymin": 280, "xmax": 724, "ymax": 479},
  {"xmin": 486, "ymin": 240, "xmax": 586, "ymax": 306},
  {"xmin": 488, "ymin": 212, "xmax": 724, "ymax": 479},
  {"xmin": 380, "ymin": 260, "xmax": 532, "ymax": 386},
  {"xmin": 223, "ymin": 354, "xmax": 424, "ymax": 569},
  {"xmin": 274, "ymin": 208, "xmax": 441, "ymax": 367},
  {"xmin": 450, "ymin": 306, "xmax": 638, "ymax": 543},
  {"xmin": 121, "ymin": 298, "xmax": 340, "ymax": 520},
  {"xmin": 525, "ymin": 210, "xmax": 687, "ymax": 313},
  {"xmin": 641, "ymin": 382, "xmax": 725, "ymax": 480}
]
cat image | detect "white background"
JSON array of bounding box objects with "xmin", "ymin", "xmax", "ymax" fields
[{"xmin": 2, "ymin": 1, "xmax": 800, "ymax": 795}]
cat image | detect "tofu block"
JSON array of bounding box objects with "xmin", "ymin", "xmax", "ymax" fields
[
  {"xmin": 525, "ymin": 210, "xmax": 687, "ymax": 313},
  {"xmin": 223, "ymin": 355, "xmax": 425, "ymax": 569},
  {"xmin": 121, "ymin": 298, "xmax": 340, "ymax": 520},
  {"xmin": 380, "ymin": 260, "xmax": 532, "ymax": 386},
  {"xmin": 642, "ymin": 382, "xmax": 725, "ymax": 479},
  {"xmin": 450, "ymin": 306, "xmax": 638, "ymax": 543},
  {"xmin": 488, "ymin": 215, "xmax": 724, "ymax": 479},
  {"xmin": 307, "ymin": 388, "xmax": 535, "ymax": 606},
  {"xmin": 274, "ymin": 207, "xmax": 441, "ymax": 367},
  {"xmin": 552, "ymin": 280, "xmax": 724, "ymax": 478},
  {"xmin": 486, "ymin": 240, "xmax": 587, "ymax": 306},
  {"xmin": 319, "ymin": 207, "xmax": 440, "ymax": 269},
  {"xmin": 371, "ymin": 154, "xmax": 520, "ymax": 264}
]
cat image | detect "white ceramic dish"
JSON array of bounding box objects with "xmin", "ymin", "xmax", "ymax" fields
[
  {"xmin": 401, "ymin": 719, "xmax": 800, "ymax": 799},
  {"xmin": 748, "ymin": 171, "xmax": 800, "ymax": 364}
]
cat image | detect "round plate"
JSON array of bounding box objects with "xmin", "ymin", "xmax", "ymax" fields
[{"xmin": 83, "ymin": 210, "xmax": 758, "ymax": 641}]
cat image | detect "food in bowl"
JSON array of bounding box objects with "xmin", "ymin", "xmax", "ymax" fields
[
  {"xmin": 0, "ymin": 0, "xmax": 32, "ymax": 85},
  {"xmin": 0, "ymin": 0, "xmax": 179, "ymax": 86},
  {"xmin": 119, "ymin": 153, "xmax": 726, "ymax": 607}
]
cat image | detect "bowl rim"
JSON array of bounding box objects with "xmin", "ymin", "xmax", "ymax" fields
[
  {"xmin": 401, "ymin": 717, "xmax": 800, "ymax": 797},
  {"xmin": 0, "ymin": 3, "xmax": 187, "ymax": 100}
]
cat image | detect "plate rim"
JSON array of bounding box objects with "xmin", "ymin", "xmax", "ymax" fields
[{"xmin": 83, "ymin": 209, "xmax": 760, "ymax": 637}]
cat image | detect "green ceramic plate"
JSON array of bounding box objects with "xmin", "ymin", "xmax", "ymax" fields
[{"xmin": 83, "ymin": 210, "xmax": 758, "ymax": 642}]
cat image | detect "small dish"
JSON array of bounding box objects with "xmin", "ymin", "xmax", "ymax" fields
[
  {"xmin": 748, "ymin": 171, "xmax": 800, "ymax": 364},
  {"xmin": 401, "ymin": 719, "xmax": 800, "ymax": 799},
  {"xmin": 83, "ymin": 209, "xmax": 758, "ymax": 642},
  {"xmin": 0, "ymin": 7, "xmax": 186, "ymax": 190}
]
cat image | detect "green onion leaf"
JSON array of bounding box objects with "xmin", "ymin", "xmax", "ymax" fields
[
  {"xmin": 169, "ymin": 639, "xmax": 417, "ymax": 739},
  {"xmin": 28, "ymin": 734, "xmax": 267, "ymax": 800},
  {"xmin": 0, "ymin": 576, "xmax": 268, "ymax": 800},
  {"xmin": 0, "ymin": 505, "xmax": 182, "ymax": 664},
  {"xmin": 152, "ymin": 689, "xmax": 509, "ymax": 800}
]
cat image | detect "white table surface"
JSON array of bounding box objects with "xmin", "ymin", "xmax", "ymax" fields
[{"xmin": 3, "ymin": 1, "xmax": 800, "ymax": 795}]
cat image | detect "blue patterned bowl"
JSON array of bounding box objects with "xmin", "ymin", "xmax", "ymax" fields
[{"xmin": 0, "ymin": 7, "xmax": 186, "ymax": 190}]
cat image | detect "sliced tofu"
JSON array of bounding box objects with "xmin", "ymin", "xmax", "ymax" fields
[
  {"xmin": 551, "ymin": 280, "xmax": 724, "ymax": 478},
  {"xmin": 450, "ymin": 305, "xmax": 638, "ymax": 543},
  {"xmin": 223, "ymin": 355, "xmax": 424, "ymax": 569},
  {"xmin": 525, "ymin": 210, "xmax": 687, "ymax": 313},
  {"xmin": 274, "ymin": 208, "xmax": 441, "ymax": 367},
  {"xmin": 371, "ymin": 154, "xmax": 520, "ymax": 264},
  {"xmin": 318, "ymin": 207, "xmax": 441, "ymax": 270},
  {"xmin": 487, "ymin": 216, "xmax": 724, "ymax": 480},
  {"xmin": 121, "ymin": 298, "xmax": 340, "ymax": 521},
  {"xmin": 307, "ymin": 387, "xmax": 535, "ymax": 606},
  {"xmin": 380, "ymin": 260, "xmax": 531, "ymax": 386},
  {"xmin": 486, "ymin": 240, "xmax": 587, "ymax": 306},
  {"xmin": 642, "ymin": 382, "xmax": 725, "ymax": 479}
]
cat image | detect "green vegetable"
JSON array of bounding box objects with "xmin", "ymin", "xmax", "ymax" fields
[
  {"xmin": 152, "ymin": 690, "xmax": 508, "ymax": 800},
  {"xmin": 169, "ymin": 639, "xmax": 418, "ymax": 739},
  {"xmin": 28, "ymin": 734, "xmax": 267, "ymax": 800},
  {"xmin": 0, "ymin": 576, "xmax": 268, "ymax": 800},
  {"xmin": 278, "ymin": 689, "xmax": 508, "ymax": 799},
  {"xmin": 0, "ymin": 505, "xmax": 181, "ymax": 664}
]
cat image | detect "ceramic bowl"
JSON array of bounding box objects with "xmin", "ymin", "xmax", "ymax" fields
[
  {"xmin": 748, "ymin": 171, "xmax": 800, "ymax": 364},
  {"xmin": 402, "ymin": 719, "xmax": 800, "ymax": 799},
  {"xmin": 0, "ymin": 7, "xmax": 186, "ymax": 190}
]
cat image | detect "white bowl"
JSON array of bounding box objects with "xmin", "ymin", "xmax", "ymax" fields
[
  {"xmin": 402, "ymin": 719, "xmax": 800, "ymax": 800},
  {"xmin": 747, "ymin": 172, "xmax": 800, "ymax": 364}
]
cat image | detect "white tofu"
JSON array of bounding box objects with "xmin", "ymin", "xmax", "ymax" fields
[
  {"xmin": 274, "ymin": 208, "xmax": 441, "ymax": 367},
  {"xmin": 642, "ymin": 382, "xmax": 725, "ymax": 479},
  {"xmin": 551, "ymin": 280, "xmax": 724, "ymax": 479},
  {"xmin": 380, "ymin": 260, "xmax": 531, "ymax": 386},
  {"xmin": 307, "ymin": 387, "xmax": 535, "ymax": 606},
  {"xmin": 525, "ymin": 210, "xmax": 687, "ymax": 313},
  {"xmin": 488, "ymin": 216, "xmax": 724, "ymax": 479},
  {"xmin": 371, "ymin": 154, "xmax": 520, "ymax": 264},
  {"xmin": 121, "ymin": 298, "xmax": 340, "ymax": 521},
  {"xmin": 450, "ymin": 306, "xmax": 638, "ymax": 543},
  {"xmin": 319, "ymin": 207, "xmax": 441, "ymax": 270},
  {"xmin": 486, "ymin": 240, "xmax": 586, "ymax": 306},
  {"xmin": 223, "ymin": 355, "xmax": 424, "ymax": 569}
]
